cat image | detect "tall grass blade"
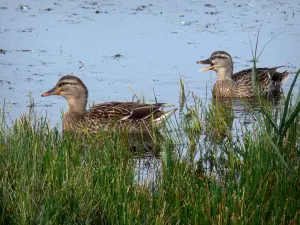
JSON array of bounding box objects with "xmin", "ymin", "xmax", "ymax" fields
[
  {"xmin": 278, "ymin": 69, "xmax": 300, "ymax": 137},
  {"xmin": 259, "ymin": 106, "xmax": 279, "ymax": 134},
  {"xmin": 281, "ymin": 99, "xmax": 300, "ymax": 141}
]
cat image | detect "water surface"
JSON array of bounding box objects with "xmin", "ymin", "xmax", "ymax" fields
[{"xmin": 1, "ymin": 0, "xmax": 299, "ymax": 123}]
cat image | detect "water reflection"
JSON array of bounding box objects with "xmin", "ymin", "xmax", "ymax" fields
[
  {"xmin": 135, "ymin": 94, "xmax": 284, "ymax": 185},
  {"xmin": 127, "ymin": 131, "xmax": 163, "ymax": 186},
  {"xmin": 195, "ymin": 95, "xmax": 283, "ymax": 181}
]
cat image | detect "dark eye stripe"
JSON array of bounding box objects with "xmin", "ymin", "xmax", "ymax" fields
[
  {"xmin": 58, "ymin": 82, "xmax": 78, "ymax": 87},
  {"xmin": 212, "ymin": 55, "xmax": 229, "ymax": 60}
]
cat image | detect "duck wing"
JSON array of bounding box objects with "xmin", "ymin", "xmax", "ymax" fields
[
  {"xmin": 233, "ymin": 66, "xmax": 289, "ymax": 88},
  {"xmin": 86, "ymin": 102, "xmax": 166, "ymax": 121}
]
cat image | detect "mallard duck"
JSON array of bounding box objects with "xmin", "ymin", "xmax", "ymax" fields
[
  {"xmin": 197, "ymin": 51, "xmax": 289, "ymax": 98},
  {"xmin": 41, "ymin": 75, "xmax": 176, "ymax": 133}
]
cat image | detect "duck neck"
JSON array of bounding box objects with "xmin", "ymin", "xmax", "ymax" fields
[
  {"xmin": 67, "ymin": 96, "xmax": 87, "ymax": 116},
  {"xmin": 216, "ymin": 67, "xmax": 233, "ymax": 81}
]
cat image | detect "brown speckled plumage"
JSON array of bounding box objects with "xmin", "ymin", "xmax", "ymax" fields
[
  {"xmin": 197, "ymin": 51, "xmax": 290, "ymax": 98},
  {"xmin": 42, "ymin": 75, "xmax": 176, "ymax": 133}
]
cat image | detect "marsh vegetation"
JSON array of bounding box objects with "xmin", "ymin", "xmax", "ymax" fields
[{"xmin": 1, "ymin": 68, "xmax": 299, "ymax": 224}]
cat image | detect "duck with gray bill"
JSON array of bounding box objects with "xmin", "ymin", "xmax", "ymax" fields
[
  {"xmin": 197, "ymin": 51, "xmax": 290, "ymax": 98},
  {"xmin": 41, "ymin": 75, "xmax": 177, "ymax": 133}
]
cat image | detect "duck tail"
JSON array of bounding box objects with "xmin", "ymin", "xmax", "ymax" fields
[
  {"xmin": 278, "ymin": 71, "xmax": 290, "ymax": 84},
  {"xmin": 154, "ymin": 108, "xmax": 177, "ymax": 126},
  {"xmin": 271, "ymin": 66, "xmax": 290, "ymax": 84}
]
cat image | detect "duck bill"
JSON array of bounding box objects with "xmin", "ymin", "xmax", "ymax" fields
[
  {"xmin": 41, "ymin": 87, "xmax": 61, "ymax": 97},
  {"xmin": 199, "ymin": 65, "xmax": 214, "ymax": 72},
  {"xmin": 196, "ymin": 58, "xmax": 214, "ymax": 72}
]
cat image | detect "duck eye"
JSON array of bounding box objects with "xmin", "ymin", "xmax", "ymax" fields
[
  {"xmin": 212, "ymin": 55, "xmax": 228, "ymax": 60},
  {"xmin": 58, "ymin": 82, "xmax": 66, "ymax": 87},
  {"xmin": 58, "ymin": 82, "xmax": 76, "ymax": 87}
]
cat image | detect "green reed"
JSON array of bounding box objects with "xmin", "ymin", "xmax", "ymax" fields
[{"xmin": 1, "ymin": 70, "xmax": 299, "ymax": 224}]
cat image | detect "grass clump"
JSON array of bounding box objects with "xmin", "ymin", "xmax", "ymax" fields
[{"xmin": 0, "ymin": 70, "xmax": 299, "ymax": 224}]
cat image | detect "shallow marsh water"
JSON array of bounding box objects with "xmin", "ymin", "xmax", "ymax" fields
[{"xmin": 1, "ymin": 0, "xmax": 300, "ymax": 183}]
